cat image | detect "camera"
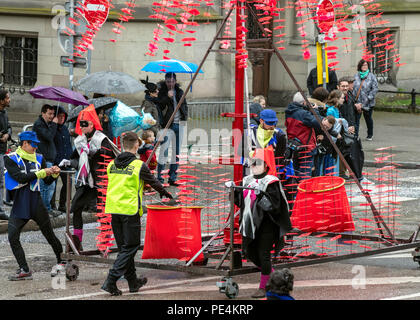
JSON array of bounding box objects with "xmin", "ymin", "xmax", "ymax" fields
[{"xmin": 316, "ymin": 143, "xmax": 327, "ymax": 155}]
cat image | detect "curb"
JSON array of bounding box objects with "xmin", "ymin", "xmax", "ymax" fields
[
  {"xmin": 0, "ymin": 211, "xmax": 97, "ymax": 235},
  {"xmin": 364, "ymin": 160, "xmax": 420, "ymax": 170}
]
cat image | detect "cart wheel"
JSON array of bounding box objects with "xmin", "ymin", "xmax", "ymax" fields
[
  {"xmin": 412, "ymin": 248, "xmax": 420, "ymax": 266},
  {"xmin": 225, "ymin": 282, "xmax": 239, "ymax": 299},
  {"xmin": 216, "ymin": 277, "xmax": 239, "ymax": 299},
  {"xmin": 65, "ymin": 263, "xmax": 79, "ymax": 281}
]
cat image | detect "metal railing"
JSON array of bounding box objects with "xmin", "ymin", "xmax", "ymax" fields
[{"xmin": 377, "ymin": 89, "xmax": 419, "ymax": 112}]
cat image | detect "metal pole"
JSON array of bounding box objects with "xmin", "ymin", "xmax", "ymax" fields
[
  {"xmin": 322, "ymin": 42, "xmax": 327, "ymax": 89},
  {"xmin": 87, "ymin": 49, "xmax": 92, "ymax": 76},
  {"xmin": 233, "ymin": 1, "xmax": 245, "ymax": 184},
  {"xmin": 67, "ymin": 0, "xmax": 75, "ymax": 114},
  {"xmin": 229, "ymin": 189, "xmax": 235, "ymax": 271},
  {"xmin": 69, "ymin": 0, "xmax": 75, "ymax": 90},
  {"xmin": 410, "ymin": 88, "xmax": 416, "ymax": 113}
]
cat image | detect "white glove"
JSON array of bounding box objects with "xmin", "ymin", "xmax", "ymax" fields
[
  {"xmin": 59, "ymin": 159, "xmax": 71, "ymax": 167},
  {"xmin": 224, "ymin": 181, "xmax": 236, "ymax": 189}
]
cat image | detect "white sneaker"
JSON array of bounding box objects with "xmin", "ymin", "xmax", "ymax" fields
[
  {"xmin": 359, "ymin": 177, "xmax": 371, "ymax": 184},
  {"xmin": 51, "ymin": 263, "xmax": 66, "ymax": 277}
]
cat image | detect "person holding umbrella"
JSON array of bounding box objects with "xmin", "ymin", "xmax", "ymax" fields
[
  {"xmin": 32, "ymin": 104, "xmax": 60, "ymax": 217},
  {"xmin": 51, "ymin": 105, "xmax": 73, "ymax": 213},
  {"xmin": 156, "ymin": 72, "xmax": 188, "ymax": 186}
]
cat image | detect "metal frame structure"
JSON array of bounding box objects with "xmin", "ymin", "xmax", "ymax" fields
[{"xmin": 60, "ymin": 2, "xmax": 420, "ymax": 290}]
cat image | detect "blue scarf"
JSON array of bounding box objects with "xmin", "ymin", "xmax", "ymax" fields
[{"xmin": 359, "ymin": 70, "xmax": 369, "ymax": 80}]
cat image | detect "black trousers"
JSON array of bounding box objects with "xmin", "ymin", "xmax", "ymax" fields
[
  {"xmin": 8, "ymin": 204, "xmax": 63, "ymax": 271},
  {"xmin": 70, "ymin": 185, "xmax": 97, "ymax": 230},
  {"xmin": 51, "ymin": 172, "xmax": 71, "ymax": 210},
  {"xmin": 108, "ymin": 212, "xmax": 141, "ymax": 282},
  {"xmin": 245, "ymin": 218, "xmax": 279, "ymax": 276}
]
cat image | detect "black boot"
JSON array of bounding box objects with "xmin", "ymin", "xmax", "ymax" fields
[
  {"xmin": 126, "ymin": 274, "xmax": 148, "ymax": 293},
  {"xmin": 101, "ymin": 276, "xmax": 122, "ymax": 296},
  {"xmin": 0, "ymin": 212, "xmax": 9, "ymax": 220}
]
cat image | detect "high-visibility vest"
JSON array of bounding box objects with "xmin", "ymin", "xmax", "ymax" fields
[
  {"xmin": 105, "ymin": 159, "xmax": 145, "ymax": 216},
  {"xmin": 5, "ymin": 152, "xmax": 43, "ymax": 192}
]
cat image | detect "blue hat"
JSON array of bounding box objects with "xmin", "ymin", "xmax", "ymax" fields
[
  {"xmin": 260, "ymin": 109, "xmax": 278, "ymax": 125},
  {"xmin": 19, "ymin": 131, "xmax": 40, "ymax": 147}
]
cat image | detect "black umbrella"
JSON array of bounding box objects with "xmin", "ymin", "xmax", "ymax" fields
[
  {"xmin": 67, "ymin": 97, "xmax": 119, "ymax": 122},
  {"xmin": 88, "ymin": 97, "xmax": 118, "ymax": 110}
]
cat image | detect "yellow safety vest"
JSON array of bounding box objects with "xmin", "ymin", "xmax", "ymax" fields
[{"xmin": 105, "ymin": 159, "xmax": 145, "ymax": 216}]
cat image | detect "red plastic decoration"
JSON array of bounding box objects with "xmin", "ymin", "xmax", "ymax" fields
[{"xmin": 142, "ymin": 205, "xmax": 204, "ymax": 262}]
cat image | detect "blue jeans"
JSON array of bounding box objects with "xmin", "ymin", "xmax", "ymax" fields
[
  {"xmin": 40, "ymin": 161, "xmax": 56, "ymax": 211},
  {"xmin": 293, "ymin": 152, "xmax": 314, "ymax": 182},
  {"xmin": 355, "ymin": 108, "xmax": 374, "ymax": 138},
  {"xmin": 314, "ymin": 153, "xmax": 338, "ymax": 176},
  {"xmin": 157, "ymin": 123, "xmax": 181, "ymax": 183}
]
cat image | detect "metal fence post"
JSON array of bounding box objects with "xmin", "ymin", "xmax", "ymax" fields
[{"xmin": 410, "ymin": 88, "xmax": 416, "ymax": 113}]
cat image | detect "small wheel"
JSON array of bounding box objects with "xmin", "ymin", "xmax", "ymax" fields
[
  {"xmin": 65, "ymin": 263, "xmax": 79, "ymax": 281},
  {"xmin": 225, "ymin": 282, "xmax": 239, "ymax": 299}
]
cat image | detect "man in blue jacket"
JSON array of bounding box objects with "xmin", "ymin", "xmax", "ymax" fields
[{"xmin": 5, "ymin": 131, "xmax": 64, "ymax": 281}]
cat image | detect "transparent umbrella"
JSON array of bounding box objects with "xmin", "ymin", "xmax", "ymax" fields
[{"xmin": 76, "ymin": 71, "xmax": 145, "ymax": 95}]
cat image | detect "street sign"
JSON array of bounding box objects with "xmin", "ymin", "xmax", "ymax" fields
[
  {"xmin": 57, "ymin": 14, "xmax": 88, "ymax": 55},
  {"xmin": 316, "ymin": 0, "xmax": 335, "ymax": 34},
  {"xmin": 82, "ymin": 0, "xmax": 110, "ymax": 27},
  {"xmin": 60, "ymin": 56, "xmax": 87, "ymax": 69}
]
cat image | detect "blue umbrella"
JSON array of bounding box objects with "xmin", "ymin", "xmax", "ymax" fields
[{"xmin": 141, "ymin": 59, "xmax": 203, "ymax": 74}]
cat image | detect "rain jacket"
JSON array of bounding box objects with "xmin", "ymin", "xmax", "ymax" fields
[
  {"xmin": 54, "ymin": 106, "xmax": 73, "ymax": 166},
  {"xmin": 352, "ymin": 71, "xmax": 378, "ymax": 110},
  {"xmin": 285, "ymin": 102, "xmax": 321, "ymax": 153},
  {"xmin": 157, "ymin": 81, "xmax": 188, "ymax": 127},
  {"xmin": 33, "ymin": 115, "xmax": 57, "ymax": 163},
  {"xmin": 0, "ymin": 108, "xmax": 11, "ymax": 154},
  {"xmin": 141, "ymin": 95, "xmax": 161, "ymax": 136},
  {"xmin": 234, "ymin": 171, "xmax": 291, "ymax": 254}
]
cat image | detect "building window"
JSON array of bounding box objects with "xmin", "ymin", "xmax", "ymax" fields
[
  {"xmin": 366, "ymin": 28, "xmax": 397, "ymax": 84},
  {"xmin": 0, "ymin": 35, "xmax": 38, "ymax": 87}
]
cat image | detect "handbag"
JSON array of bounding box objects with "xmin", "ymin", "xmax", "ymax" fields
[
  {"xmin": 354, "ymin": 78, "xmax": 365, "ymax": 113},
  {"xmin": 341, "ymin": 130, "xmax": 355, "ymax": 147},
  {"xmin": 257, "ymin": 194, "xmax": 273, "ymax": 212}
]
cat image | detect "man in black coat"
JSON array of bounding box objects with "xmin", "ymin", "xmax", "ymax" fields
[
  {"xmin": 33, "ymin": 104, "xmax": 59, "ymax": 216},
  {"xmin": 52, "ymin": 106, "xmax": 73, "ymax": 213},
  {"xmin": 156, "ymin": 72, "xmax": 188, "ymax": 186},
  {"xmin": 337, "ymin": 78, "xmax": 357, "ymax": 179},
  {"xmin": 307, "ymin": 67, "xmax": 338, "ymax": 95},
  {"xmin": 337, "ymin": 77, "xmax": 364, "ymax": 181},
  {"xmin": 0, "ymin": 90, "xmax": 12, "ymax": 220}
]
